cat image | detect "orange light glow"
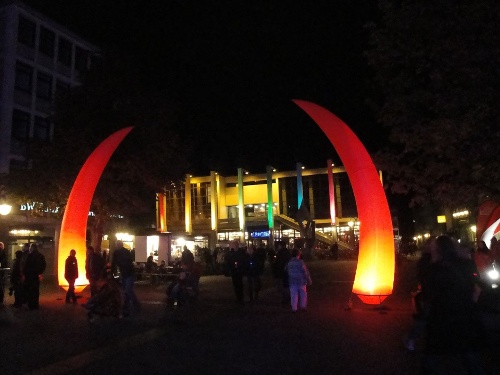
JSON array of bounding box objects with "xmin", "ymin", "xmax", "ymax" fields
[
  {"xmin": 293, "ymin": 100, "xmax": 394, "ymax": 304},
  {"xmin": 58, "ymin": 127, "xmax": 133, "ymax": 292}
]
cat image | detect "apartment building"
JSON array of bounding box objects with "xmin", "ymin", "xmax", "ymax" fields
[
  {"xmin": 0, "ymin": 0, "xmax": 99, "ymax": 173},
  {"xmin": 0, "ymin": 1, "xmax": 99, "ymax": 277}
]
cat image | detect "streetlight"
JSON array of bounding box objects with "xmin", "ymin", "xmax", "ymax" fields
[
  {"xmin": 0, "ymin": 186, "xmax": 11, "ymax": 215},
  {"xmin": 0, "ymin": 203, "xmax": 11, "ymax": 216}
]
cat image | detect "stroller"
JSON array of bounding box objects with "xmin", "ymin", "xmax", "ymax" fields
[
  {"xmin": 83, "ymin": 274, "xmax": 123, "ymax": 322},
  {"xmin": 166, "ymin": 263, "xmax": 201, "ymax": 306},
  {"xmin": 166, "ymin": 271, "xmax": 190, "ymax": 306}
]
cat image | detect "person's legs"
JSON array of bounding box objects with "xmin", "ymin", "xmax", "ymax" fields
[
  {"xmin": 232, "ymin": 274, "xmax": 244, "ymax": 303},
  {"xmin": 13, "ymin": 283, "xmax": 23, "ymax": 306},
  {"xmin": 26, "ymin": 279, "xmax": 40, "ymax": 309},
  {"xmin": 281, "ymin": 281, "xmax": 290, "ymax": 304},
  {"xmin": 421, "ymin": 353, "xmax": 439, "ymax": 374},
  {"xmin": 90, "ymin": 279, "xmax": 98, "ymax": 297},
  {"xmin": 461, "ymin": 350, "xmax": 486, "ymax": 375},
  {"xmin": 123, "ymin": 275, "xmax": 140, "ymax": 313},
  {"xmin": 290, "ymin": 285, "xmax": 299, "ymax": 311},
  {"xmin": 405, "ymin": 318, "xmax": 426, "ymax": 351},
  {"xmin": 298, "ymin": 285, "xmax": 307, "ymax": 310},
  {"xmin": 66, "ymin": 279, "xmax": 76, "ymax": 302},
  {"xmin": 255, "ymin": 275, "xmax": 261, "ymax": 300},
  {"xmin": 0, "ymin": 270, "xmax": 5, "ymax": 303},
  {"xmin": 247, "ymin": 276, "xmax": 255, "ymax": 300}
]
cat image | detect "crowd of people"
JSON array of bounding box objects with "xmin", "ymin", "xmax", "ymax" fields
[
  {"xmin": 0, "ymin": 242, "xmax": 47, "ymax": 310},
  {"xmin": 82, "ymin": 240, "xmax": 141, "ymax": 321},
  {"xmin": 1, "ymin": 239, "xmax": 314, "ymax": 315},
  {"xmin": 221, "ymin": 242, "xmax": 312, "ymax": 312},
  {"xmin": 403, "ymin": 234, "xmax": 500, "ymax": 375},
  {"xmin": 4, "ymin": 233, "xmax": 499, "ymax": 374}
]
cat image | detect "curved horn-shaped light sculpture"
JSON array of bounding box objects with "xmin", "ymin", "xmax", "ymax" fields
[
  {"xmin": 293, "ymin": 100, "xmax": 394, "ymax": 304},
  {"xmin": 481, "ymin": 218, "xmax": 500, "ymax": 249},
  {"xmin": 58, "ymin": 127, "xmax": 134, "ymax": 292}
]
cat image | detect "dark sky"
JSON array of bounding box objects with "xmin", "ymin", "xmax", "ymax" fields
[{"xmin": 25, "ymin": 1, "xmax": 383, "ymax": 176}]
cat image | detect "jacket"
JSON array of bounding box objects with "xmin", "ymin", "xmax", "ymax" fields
[{"xmin": 285, "ymin": 257, "xmax": 312, "ymax": 287}]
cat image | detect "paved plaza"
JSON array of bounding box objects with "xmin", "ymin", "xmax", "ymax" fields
[{"xmin": 1, "ymin": 258, "xmax": 499, "ymax": 375}]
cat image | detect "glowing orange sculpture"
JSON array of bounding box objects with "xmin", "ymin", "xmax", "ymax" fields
[
  {"xmin": 58, "ymin": 127, "xmax": 134, "ymax": 292},
  {"xmin": 293, "ymin": 100, "xmax": 394, "ymax": 304}
]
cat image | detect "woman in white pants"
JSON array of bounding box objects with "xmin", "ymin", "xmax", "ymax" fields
[{"xmin": 285, "ymin": 249, "xmax": 312, "ymax": 312}]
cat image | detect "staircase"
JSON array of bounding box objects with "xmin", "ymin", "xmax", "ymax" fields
[{"xmin": 274, "ymin": 214, "xmax": 353, "ymax": 250}]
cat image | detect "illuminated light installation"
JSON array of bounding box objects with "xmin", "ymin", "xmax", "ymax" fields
[
  {"xmin": 481, "ymin": 218, "xmax": 500, "ymax": 249},
  {"xmin": 327, "ymin": 159, "xmax": 336, "ymax": 225},
  {"xmin": 296, "ymin": 162, "xmax": 304, "ymax": 208},
  {"xmin": 293, "ymin": 100, "xmax": 394, "ymax": 304},
  {"xmin": 476, "ymin": 200, "xmax": 499, "ymax": 239},
  {"xmin": 480, "ymin": 204, "xmax": 500, "ymax": 246},
  {"xmin": 58, "ymin": 127, "xmax": 133, "ymax": 292},
  {"xmin": 237, "ymin": 168, "xmax": 245, "ymax": 232},
  {"xmin": 156, "ymin": 192, "xmax": 167, "ymax": 233},
  {"xmin": 184, "ymin": 175, "xmax": 192, "ymax": 234},
  {"xmin": 266, "ymin": 166, "xmax": 274, "ymax": 230}
]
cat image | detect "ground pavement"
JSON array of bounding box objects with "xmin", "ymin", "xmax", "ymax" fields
[{"xmin": 1, "ymin": 258, "xmax": 499, "ymax": 375}]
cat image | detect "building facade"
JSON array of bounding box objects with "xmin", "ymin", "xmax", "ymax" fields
[
  {"xmin": 0, "ymin": 0, "xmax": 99, "ymax": 173},
  {"xmin": 157, "ymin": 162, "xmax": 360, "ymax": 258},
  {"xmin": 0, "ymin": 1, "xmax": 99, "ymax": 276}
]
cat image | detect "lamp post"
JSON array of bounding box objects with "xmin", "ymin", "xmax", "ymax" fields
[
  {"xmin": 0, "ymin": 185, "xmax": 11, "ymax": 216},
  {"xmin": 0, "ymin": 203, "xmax": 11, "ymax": 216},
  {"xmin": 0, "ymin": 188, "xmax": 11, "ymax": 297}
]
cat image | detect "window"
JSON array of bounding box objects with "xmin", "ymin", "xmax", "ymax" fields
[
  {"xmin": 9, "ymin": 159, "xmax": 29, "ymax": 171},
  {"xmin": 55, "ymin": 80, "xmax": 71, "ymax": 100},
  {"xmin": 34, "ymin": 116, "xmax": 51, "ymax": 141},
  {"xmin": 15, "ymin": 61, "xmax": 33, "ymax": 92},
  {"xmin": 18, "ymin": 16, "xmax": 36, "ymax": 47},
  {"xmin": 75, "ymin": 46, "xmax": 89, "ymax": 71},
  {"xmin": 11, "ymin": 110, "xmax": 30, "ymax": 140},
  {"xmin": 36, "ymin": 71, "xmax": 52, "ymax": 100},
  {"xmin": 39, "ymin": 27, "xmax": 55, "ymax": 57},
  {"xmin": 58, "ymin": 38, "xmax": 72, "ymax": 66}
]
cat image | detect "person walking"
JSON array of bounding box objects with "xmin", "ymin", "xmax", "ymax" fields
[
  {"xmin": 64, "ymin": 249, "xmax": 79, "ymax": 303},
  {"xmin": 9, "ymin": 250, "xmax": 24, "ymax": 307},
  {"xmin": 421, "ymin": 235, "xmax": 485, "ymax": 375},
  {"xmin": 244, "ymin": 245, "xmax": 262, "ymax": 302},
  {"xmin": 23, "ymin": 243, "xmax": 46, "ymax": 310},
  {"xmin": 86, "ymin": 246, "xmax": 105, "ymax": 297},
  {"xmin": 285, "ymin": 248, "xmax": 312, "ymax": 312},
  {"xmin": 272, "ymin": 242, "xmax": 290, "ymax": 304},
  {"xmin": 404, "ymin": 237, "xmax": 435, "ymax": 351},
  {"xmin": 111, "ymin": 240, "xmax": 140, "ymax": 316},
  {"xmin": 0, "ymin": 241, "xmax": 7, "ymax": 304},
  {"xmin": 226, "ymin": 246, "xmax": 245, "ymax": 304}
]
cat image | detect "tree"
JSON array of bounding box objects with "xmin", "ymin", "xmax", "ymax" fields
[
  {"xmin": 7, "ymin": 51, "xmax": 190, "ymax": 249},
  {"xmin": 366, "ymin": 0, "xmax": 500, "ymax": 214}
]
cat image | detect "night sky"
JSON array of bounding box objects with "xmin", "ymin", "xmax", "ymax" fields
[{"xmin": 24, "ymin": 1, "xmax": 383, "ymax": 176}]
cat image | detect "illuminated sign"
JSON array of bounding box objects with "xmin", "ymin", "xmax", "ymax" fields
[
  {"xmin": 437, "ymin": 215, "xmax": 446, "ymax": 223},
  {"xmin": 251, "ymin": 230, "xmax": 270, "ymax": 238}
]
